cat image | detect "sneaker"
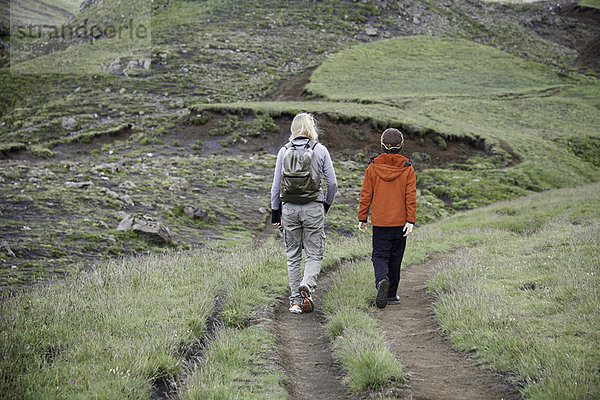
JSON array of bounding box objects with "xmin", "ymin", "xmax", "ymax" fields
[
  {"xmin": 289, "ymin": 302, "xmax": 303, "ymax": 314},
  {"xmin": 387, "ymin": 295, "xmax": 401, "ymax": 305},
  {"xmin": 376, "ymin": 279, "xmax": 390, "ymax": 309},
  {"xmin": 298, "ymin": 284, "xmax": 314, "ymax": 298},
  {"xmin": 299, "ymin": 284, "xmax": 314, "ymax": 313},
  {"xmin": 301, "ymin": 296, "xmax": 314, "ymax": 313}
]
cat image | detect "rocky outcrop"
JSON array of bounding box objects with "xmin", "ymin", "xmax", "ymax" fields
[
  {"xmin": 66, "ymin": 181, "xmax": 94, "ymax": 189},
  {"xmin": 117, "ymin": 214, "xmax": 173, "ymax": 245}
]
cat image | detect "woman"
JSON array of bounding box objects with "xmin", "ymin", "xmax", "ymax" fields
[{"xmin": 270, "ymin": 113, "xmax": 337, "ymax": 314}]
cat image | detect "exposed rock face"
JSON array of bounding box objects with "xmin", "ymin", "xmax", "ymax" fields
[{"xmin": 117, "ymin": 214, "xmax": 173, "ymax": 245}]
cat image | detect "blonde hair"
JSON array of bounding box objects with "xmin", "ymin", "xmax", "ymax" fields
[{"xmin": 289, "ymin": 112, "xmax": 319, "ymax": 141}]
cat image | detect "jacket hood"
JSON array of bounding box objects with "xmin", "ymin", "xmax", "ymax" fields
[{"xmin": 371, "ymin": 154, "xmax": 411, "ymax": 181}]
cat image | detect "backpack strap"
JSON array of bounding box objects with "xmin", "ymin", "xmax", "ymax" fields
[{"xmin": 285, "ymin": 139, "xmax": 318, "ymax": 150}]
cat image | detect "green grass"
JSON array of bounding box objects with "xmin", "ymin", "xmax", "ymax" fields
[
  {"xmin": 322, "ymin": 261, "xmax": 405, "ymax": 393},
  {"xmin": 306, "ymin": 36, "xmax": 585, "ymax": 101},
  {"xmin": 195, "ymin": 36, "xmax": 599, "ymax": 220},
  {"xmin": 179, "ymin": 327, "xmax": 287, "ymax": 400},
  {"xmin": 579, "ymin": 0, "xmax": 600, "ymax": 10},
  {"xmin": 0, "ymin": 241, "xmax": 288, "ymax": 398},
  {"xmin": 411, "ymin": 183, "xmax": 600, "ymax": 399},
  {"xmin": 0, "ymin": 232, "xmax": 371, "ymax": 398},
  {"xmin": 1, "ymin": 251, "xmax": 219, "ymax": 398},
  {"xmin": 2, "ymin": 182, "xmax": 598, "ymax": 398},
  {"xmin": 422, "ymin": 184, "xmax": 600, "ymax": 399}
]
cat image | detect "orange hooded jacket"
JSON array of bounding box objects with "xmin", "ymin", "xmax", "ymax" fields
[{"xmin": 358, "ymin": 153, "xmax": 416, "ymax": 227}]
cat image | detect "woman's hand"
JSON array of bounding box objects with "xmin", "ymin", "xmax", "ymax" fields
[{"xmin": 403, "ymin": 222, "xmax": 413, "ymax": 237}]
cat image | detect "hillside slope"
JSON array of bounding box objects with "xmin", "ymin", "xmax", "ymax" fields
[{"xmin": 0, "ymin": 0, "xmax": 599, "ymax": 287}]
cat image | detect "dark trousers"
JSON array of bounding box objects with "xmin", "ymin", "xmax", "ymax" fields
[{"xmin": 372, "ymin": 226, "xmax": 407, "ymax": 298}]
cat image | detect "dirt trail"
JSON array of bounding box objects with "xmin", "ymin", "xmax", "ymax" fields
[
  {"xmin": 272, "ymin": 270, "xmax": 349, "ymax": 400},
  {"xmin": 272, "ymin": 253, "xmax": 522, "ymax": 400},
  {"xmin": 376, "ymin": 253, "xmax": 521, "ymax": 400}
]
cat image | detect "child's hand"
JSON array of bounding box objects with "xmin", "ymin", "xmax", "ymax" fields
[
  {"xmin": 403, "ymin": 222, "xmax": 413, "ymax": 236},
  {"xmin": 358, "ymin": 221, "xmax": 368, "ymax": 233}
]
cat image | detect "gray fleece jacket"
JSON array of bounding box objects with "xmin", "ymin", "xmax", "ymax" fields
[{"xmin": 270, "ymin": 137, "xmax": 337, "ymax": 212}]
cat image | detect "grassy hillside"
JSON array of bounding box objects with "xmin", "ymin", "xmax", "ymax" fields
[
  {"xmin": 194, "ymin": 36, "xmax": 599, "ymax": 221},
  {"xmin": 0, "ymin": 0, "xmax": 598, "ymax": 285},
  {"xmin": 580, "ymin": 0, "xmax": 600, "ymax": 10},
  {"xmin": 0, "ymin": 0, "xmax": 83, "ymax": 28},
  {"xmin": 2, "ymin": 182, "xmax": 597, "ymax": 398}
]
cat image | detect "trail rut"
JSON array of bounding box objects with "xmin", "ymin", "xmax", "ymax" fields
[
  {"xmin": 376, "ymin": 253, "xmax": 521, "ymax": 400},
  {"xmin": 272, "ymin": 270, "xmax": 349, "ymax": 400}
]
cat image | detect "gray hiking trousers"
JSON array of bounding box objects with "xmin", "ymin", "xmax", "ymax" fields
[{"xmin": 282, "ymin": 201, "xmax": 326, "ymax": 302}]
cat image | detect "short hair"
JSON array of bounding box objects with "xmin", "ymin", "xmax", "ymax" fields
[
  {"xmin": 290, "ymin": 112, "xmax": 319, "ymax": 141},
  {"xmin": 381, "ymin": 128, "xmax": 404, "ymax": 154}
]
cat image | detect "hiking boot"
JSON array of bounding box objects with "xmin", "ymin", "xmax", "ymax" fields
[
  {"xmin": 376, "ymin": 279, "xmax": 390, "ymax": 309},
  {"xmin": 387, "ymin": 295, "xmax": 401, "ymax": 305},
  {"xmin": 289, "ymin": 301, "xmax": 303, "ymax": 314},
  {"xmin": 299, "ymin": 284, "xmax": 314, "ymax": 313}
]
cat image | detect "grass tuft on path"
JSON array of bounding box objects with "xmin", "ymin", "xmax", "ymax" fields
[{"xmin": 322, "ymin": 261, "xmax": 405, "ymax": 393}]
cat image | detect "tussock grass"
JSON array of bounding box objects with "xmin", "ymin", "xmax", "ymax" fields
[
  {"xmin": 179, "ymin": 327, "xmax": 286, "ymax": 400},
  {"xmin": 0, "ymin": 240, "xmax": 289, "ymax": 398},
  {"xmin": 417, "ymin": 183, "xmax": 600, "ymax": 399},
  {"xmin": 322, "ymin": 261, "xmax": 405, "ymax": 394},
  {"xmin": 0, "ymin": 251, "xmax": 221, "ymax": 397},
  {"xmin": 333, "ymin": 328, "xmax": 404, "ymax": 394}
]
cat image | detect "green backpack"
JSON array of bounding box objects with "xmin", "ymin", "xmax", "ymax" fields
[{"xmin": 280, "ymin": 140, "xmax": 320, "ymax": 204}]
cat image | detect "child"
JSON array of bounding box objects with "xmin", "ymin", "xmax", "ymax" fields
[{"xmin": 358, "ymin": 128, "xmax": 416, "ymax": 308}]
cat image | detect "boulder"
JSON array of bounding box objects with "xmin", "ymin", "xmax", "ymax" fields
[
  {"xmin": 1, "ymin": 240, "xmax": 16, "ymax": 258},
  {"xmin": 119, "ymin": 180, "xmax": 137, "ymax": 189},
  {"xmin": 169, "ymin": 177, "xmax": 189, "ymax": 192},
  {"xmin": 183, "ymin": 206, "xmax": 209, "ymax": 222},
  {"xmin": 66, "ymin": 181, "xmax": 94, "ymax": 189},
  {"xmin": 365, "ymin": 26, "xmax": 378, "ymax": 36},
  {"xmin": 62, "ymin": 117, "xmax": 78, "ymax": 130},
  {"xmin": 117, "ymin": 214, "xmax": 173, "ymax": 245},
  {"xmin": 102, "ymin": 187, "xmax": 134, "ymax": 206},
  {"xmin": 124, "ymin": 60, "xmax": 138, "ymax": 72}
]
